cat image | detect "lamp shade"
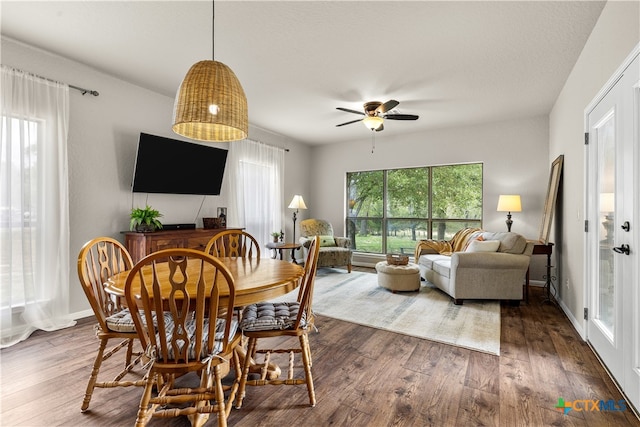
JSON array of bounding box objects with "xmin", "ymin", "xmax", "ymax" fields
[
  {"xmin": 600, "ymin": 192, "xmax": 615, "ymax": 212},
  {"xmin": 362, "ymin": 116, "xmax": 384, "ymax": 131},
  {"xmin": 172, "ymin": 60, "xmax": 248, "ymax": 142},
  {"xmin": 497, "ymin": 195, "xmax": 522, "ymax": 212},
  {"xmin": 288, "ymin": 195, "xmax": 307, "ymax": 210}
]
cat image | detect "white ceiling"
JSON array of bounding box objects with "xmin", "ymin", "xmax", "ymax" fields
[{"xmin": 1, "ymin": 1, "xmax": 606, "ymax": 145}]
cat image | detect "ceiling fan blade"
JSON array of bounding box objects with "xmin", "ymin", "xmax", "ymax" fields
[
  {"xmin": 384, "ymin": 114, "xmax": 419, "ymax": 120},
  {"xmin": 376, "ymin": 100, "xmax": 399, "ymax": 114},
  {"xmin": 336, "ymin": 107, "xmax": 365, "ymax": 116},
  {"xmin": 375, "ymin": 123, "xmax": 385, "ymax": 132},
  {"xmin": 336, "ymin": 118, "xmax": 363, "ymax": 127}
]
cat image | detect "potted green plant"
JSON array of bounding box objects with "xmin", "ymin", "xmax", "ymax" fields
[
  {"xmin": 271, "ymin": 231, "xmax": 281, "ymax": 243},
  {"xmin": 130, "ymin": 205, "xmax": 163, "ymax": 232}
]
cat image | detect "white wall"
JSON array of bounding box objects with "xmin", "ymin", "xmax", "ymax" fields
[
  {"xmin": 1, "ymin": 37, "xmax": 311, "ymax": 316},
  {"xmin": 310, "ymin": 116, "xmax": 551, "ymax": 273},
  {"xmin": 549, "ymin": 1, "xmax": 640, "ymax": 334}
]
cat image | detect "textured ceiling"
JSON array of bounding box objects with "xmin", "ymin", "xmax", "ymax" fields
[{"xmin": 1, "ymin": 1, "xmax": 606, "ymax": 145}]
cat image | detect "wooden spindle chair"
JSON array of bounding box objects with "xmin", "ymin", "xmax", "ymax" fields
[
  {"xmin": 204, "ymin": 229, "xmax": 261, "ymax": 260},
  {"xmin": 235, "ymin": 236, "xmax": 320, "ymax": 409},
  {"xmin": 76, "ymin": 237, "xmax": 148, "ymax": 412},
  {"xmin": 125, "ymin": 248, "xmax": 242, "ymax": 427}
]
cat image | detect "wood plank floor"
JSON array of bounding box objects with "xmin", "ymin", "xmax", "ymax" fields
[{"xmin": 2, "ymin": 267, "xmax": 639, "ymax": 426}]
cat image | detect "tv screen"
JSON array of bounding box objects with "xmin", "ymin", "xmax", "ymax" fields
[{"xmin": 131, "ymin": 133, "xmax": 228, "ymax": 195}]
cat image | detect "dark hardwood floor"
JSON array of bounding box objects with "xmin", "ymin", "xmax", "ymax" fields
[{"xmin": 2, "ymin": 267, "xmax": 639, "ymax": 426}]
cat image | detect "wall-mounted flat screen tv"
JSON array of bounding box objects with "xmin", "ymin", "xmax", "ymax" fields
[{"xmin": 131, "ymin": 133, "xmax": 228, "ymax": 195}]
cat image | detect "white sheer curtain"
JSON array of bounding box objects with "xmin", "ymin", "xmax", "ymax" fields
[
  {"xmin": 0, "ymin": 66, "xmax": 75, "ymax": 348},
  {"xmin": 227, "ymin": 139, "xmax": 285, "ymax": 253}
]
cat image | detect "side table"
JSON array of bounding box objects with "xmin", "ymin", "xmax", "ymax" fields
[
  {"xmin": 266, "ymin": 242, "xmax": 302, "ymax": 264},
  {"xmin": 525, "ymin": 241, "xmax": 554, "ymax": 304}
]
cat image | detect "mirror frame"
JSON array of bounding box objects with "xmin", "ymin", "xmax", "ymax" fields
[{"xmin": 538, "ymin": 155, "xmax": 564, "ymax": 244}]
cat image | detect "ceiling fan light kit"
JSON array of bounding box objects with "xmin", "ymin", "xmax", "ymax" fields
[
  {"xmin": 363, "ymin": 116, "xmax": 384, "ymax": 131},
  {"xmin": 172, "ymin": 0, "xmax": 248, "ymax": 142}
]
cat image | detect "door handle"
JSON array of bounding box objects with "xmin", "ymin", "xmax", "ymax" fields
[{"xmin": 612, "ymin": 244, "xmax": 630, "ymax": 255}]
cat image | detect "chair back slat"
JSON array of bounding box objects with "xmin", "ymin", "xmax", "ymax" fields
[
  {"xmin": 205, "ymin": 230, "xmax": 261, "ymax": 259},
  {"xmin": 295, "ymin": 236, "xmax": 320, "ymax": 329},
  {"xmin": 125, "ymin": 248, "xmax": 236, "ymax": 365}
]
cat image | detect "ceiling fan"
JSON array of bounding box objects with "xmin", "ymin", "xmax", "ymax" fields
[{"xmin": 335, "ymin": 100, "xmax": 419, "ymax": 131}]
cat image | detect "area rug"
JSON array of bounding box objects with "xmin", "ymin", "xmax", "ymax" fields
[{"xmin": 276, "ymin": 268, "xmax": 500, "ymax": 355}]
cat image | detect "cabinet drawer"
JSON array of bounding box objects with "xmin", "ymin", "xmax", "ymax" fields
[
  {"xmin": 186, "ymin": 236, "xmax": 211, "ymax": 252},
  {"xmin": 150, "ymin": 238, "xmax": 186, "ymax": 254}
]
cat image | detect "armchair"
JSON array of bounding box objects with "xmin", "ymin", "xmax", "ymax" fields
[{"xmin": 299, "ymin": 219, "xmax": 352, "ymax": 273}]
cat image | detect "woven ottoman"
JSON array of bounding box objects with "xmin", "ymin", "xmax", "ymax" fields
[{"xmin": 375, "ymin": 261, "xmax": 421, "ymax": 293}]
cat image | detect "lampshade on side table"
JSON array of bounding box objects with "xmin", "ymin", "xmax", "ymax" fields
[{"xmin": 497, "ymin": 195, "xmax": 522, "ymax": 232}]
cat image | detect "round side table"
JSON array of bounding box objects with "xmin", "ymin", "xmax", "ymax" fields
[{"xmin": 266, "ymin": 242, "xmax": 302, "ymax": 264}]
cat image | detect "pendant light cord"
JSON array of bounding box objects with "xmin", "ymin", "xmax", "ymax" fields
[{"xmin": 211, "ymin": 0, "xmax": 216, "ymax": 61}]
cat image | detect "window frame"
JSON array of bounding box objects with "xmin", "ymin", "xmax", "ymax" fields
[{"xmin": 346, "ymin": 163, "xmax": 483, "ymax": 255}]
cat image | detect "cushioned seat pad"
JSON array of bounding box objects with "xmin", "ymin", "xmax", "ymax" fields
[{"xmin": 240, "ymin": 302, "xmax": 308, "ymax": 332}]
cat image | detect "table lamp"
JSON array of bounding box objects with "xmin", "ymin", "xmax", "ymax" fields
[
  {"xmin": 288, "ymin": 195, "xmax": 307, "ymax": 243},
  {"xmin": 497, "ymin": 194, "xmax": 522, "ymax": 232}
]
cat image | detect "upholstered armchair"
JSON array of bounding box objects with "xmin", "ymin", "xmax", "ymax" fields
[{"xmin": 299, "ymin": 218, "xmax": 352, "ymax": 273}]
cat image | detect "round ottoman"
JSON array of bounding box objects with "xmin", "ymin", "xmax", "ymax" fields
[{"xmin": 375, "ymin": 261, "xmax": 421, "ymax": 293}]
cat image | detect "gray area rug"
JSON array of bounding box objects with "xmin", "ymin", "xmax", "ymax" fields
[{"xmin": 303, "ymin": 268, "xmax": 500, "ymax": 355}]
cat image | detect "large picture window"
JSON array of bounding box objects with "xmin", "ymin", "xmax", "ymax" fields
[{"xmin": 346, "ymin": 163, "xmax": 483, "ymax": 255}]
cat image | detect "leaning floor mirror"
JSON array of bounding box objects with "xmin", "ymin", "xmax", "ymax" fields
[{"xmin": 538, "ymin": 154, "xmax": 564, "ymax": 244}]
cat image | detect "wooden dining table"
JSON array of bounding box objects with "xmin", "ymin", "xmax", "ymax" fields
[{"xmin": 105, "ymin": 256, "xmax": 305, "ymax": 306}]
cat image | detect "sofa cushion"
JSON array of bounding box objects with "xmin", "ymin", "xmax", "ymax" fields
[
  {"xmin": 432, "ymin": 259, "xmax": 451, "ymax": 278},
  {"xmin": 465, "ymin": 240, "xmax": 500, "ymax": 253},
  {"xmin": 418, "ymin": 254, "xmax": 450, "ymax": 270},
  {"xmin": 480, "ymin": 231, "xmax": 527, "ymax": 254}
]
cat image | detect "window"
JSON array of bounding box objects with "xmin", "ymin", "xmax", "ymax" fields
[
  {"xmin": 0, "ymin": 117, "xmax": 39, "ymax": 306},
  {"xmin": 227, "ymin": 139, "xmax": 285, "ymax": 250},
  {"xmin": 346, "ymin": 163, "xmax": 483, "ymax": 255}
]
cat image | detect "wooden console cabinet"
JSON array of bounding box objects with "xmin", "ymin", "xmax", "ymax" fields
[{"xmin": 124, "ymin": 228, "xmax": 240, "ymax": 264}]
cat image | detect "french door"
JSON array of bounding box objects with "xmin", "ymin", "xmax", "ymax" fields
[{"xmin": 585, "ymin": 47, "xmax": 639, "ymax": 412}]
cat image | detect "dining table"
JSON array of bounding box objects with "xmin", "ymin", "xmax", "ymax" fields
[
  {"xmin": 105, "ymin": 256, "xmax": 305, "ymax": 380},
  {"xmin": 105, "ymin": 256, "xmax": 304, "ymax": 306}
]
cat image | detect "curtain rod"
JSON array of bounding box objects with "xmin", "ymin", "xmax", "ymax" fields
[
  {"xmin": 4, "ymin": 65, "xmax": 99, "ymax": 96},
  {"xmin": 68, "ymin": 84, "xmax": 99, "ymax": 97}
]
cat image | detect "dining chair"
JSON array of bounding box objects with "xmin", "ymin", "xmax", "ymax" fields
[
  {"xmin": 125, "ymin": 248, "xmax": 242, "ymax": 427},
  {"xmin": 76, "ymin": 237, "xmax": 148, "ymax": 412},
  {"xmin": 205, "ymin": 229, "xmax": 261, "ymax": 259},
  {"xmin": 235, "ymin": 235, "xmax": 320, "ymax": 409}
]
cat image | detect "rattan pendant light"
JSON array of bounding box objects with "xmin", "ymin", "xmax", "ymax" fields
[{"xmin": 172, "ymin": 0, "xmax": 248, "ymax": 142}]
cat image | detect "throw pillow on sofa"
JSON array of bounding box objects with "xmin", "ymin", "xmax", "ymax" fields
[{"xmin": 465, "ymin": 240, "xmax": 500, "ymax": 253}]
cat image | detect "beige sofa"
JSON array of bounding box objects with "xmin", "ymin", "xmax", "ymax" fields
[{"xmin": 414, "ymin": 229, "xmax": 534, "ymax": 305}]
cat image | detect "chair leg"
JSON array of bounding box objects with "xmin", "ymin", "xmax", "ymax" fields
[
  {"xmin": 134, "ymin": 369, "xmax": 157, "ymax": 427},
  {"xmin": 213, "ymin": 363, "xmax": 227, "ymax": 427},
  {"xmin": 81, "ymin": 337, "xmax": 108, "ymax": 411},
  {"xmin": 235, "ymin": 337, "xmax": 257, "ymax": 409},
  {"xmin": 225, "ymin": 350, "xmax": 241, "ymax": 418},
  {"xmin": 299, "ymin": 333, "xmax": 316, "ymax": 407},
  {"xmin": 125, "ymin": 338, "xmax": 134, "ymax": 366},
  {"xmin": 347, "ymin": 263, "xmax": 352, "ymax": 273}
]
